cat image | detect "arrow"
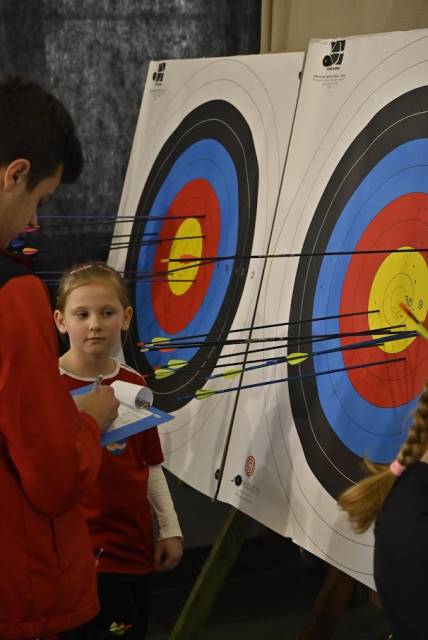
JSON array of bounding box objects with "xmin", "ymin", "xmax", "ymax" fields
[
  {"xmin": 32, "ymin": 234, "xmax": 206, "ymax": 257},
  {"xmin": 144, "ymin": 247, "xmax": 428, "ymax": 279},
  {"xmin": 167, "ymin": 359, "xmax": 188, "ymax": 369},
  {"xmin": 153, "ymin": 352, "xmax": 310, "ymax": 380},
  {"xmin": 195, "ymin": 325, "xmax": 404, "ymax": 362},
  {"xmin": 39, "ymin": 276, "xmax": 195, "ymax": 285},
  {"xmin": 154, "ymin": 368, "xmax": 176, "ymax": 379},
  {"xmin": 117, "ymin": 233, "xmax": 204, "ymax": 242},
  {"xmin": 164, "ymin": 247, "xmax": 428, "ymax": 263},
  {"xmin": 150, "ymin": 330, "xmax": 414, "ymax": 381},
  {"xmin": 140, "ymin": 325, "xmax": 405, "ymax": 352},
  {"xmin": 38, "ymin": 214, "xmax": 207, "ymax": 221},
  {"xmin": 208, "ymin": 331, "xmax": 415, "ymax": 380},
  {"xmin": 8, "ymin": 245, "xmax": 39, "ymax": 256},
  {"xmin": 399, "ymin": 302, "xmax": 428, "ymax": 340},
  {"xmin": 153, "ymin": 359, "xmax": 189, "ymax": 379},
  {"xmin": 216, "ymin": 352, "xmax": 309, "ymax": 380},
  {"xmin": 139, "ymin": 309, "xmax": 379, "ymax": 347},
  {"xmin": 183, "ymin": 356, "xmax": 405, "ymax": 401}
]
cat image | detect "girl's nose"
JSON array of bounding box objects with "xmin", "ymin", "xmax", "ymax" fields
[{"xmin": 89, "ymin": 316, "xmax": 102, "ymax": 331}]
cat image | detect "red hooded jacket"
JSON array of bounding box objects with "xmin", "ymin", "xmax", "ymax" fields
[{"xmin": 0, "ymin": 254, "xmax": 101, "ymax": 639}]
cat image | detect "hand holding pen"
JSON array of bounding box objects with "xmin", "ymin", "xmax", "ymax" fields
[
  {"xmin": 73, "ymin": 375, "xmax": 119, "ymax": 432},
  {"xmin": 93, "ymin": 373, "xmax": 104, "ymax": 390}
]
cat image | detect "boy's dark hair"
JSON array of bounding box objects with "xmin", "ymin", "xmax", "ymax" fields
[{"xmin": 0, "ymin": 75, "xmax": 83, "ymax": 190}]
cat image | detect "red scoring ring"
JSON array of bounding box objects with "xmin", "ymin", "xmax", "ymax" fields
[
  {"xmin": 339, "ymin": 193, "xmax": 428, "ymax": 407},
  {"xmin": 152, "ymin": 178, "xmax": 220, "ymax": 334}
]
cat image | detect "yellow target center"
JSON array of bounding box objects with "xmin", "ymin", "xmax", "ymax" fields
[
  {"xmin": 168, "ymin": 218, "xmax": 203, "ymax": 295},
  {"xmin": 368, "ymin": 246, "xmax": 428, "ymax": 353}
]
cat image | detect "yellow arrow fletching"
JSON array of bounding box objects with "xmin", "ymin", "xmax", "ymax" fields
[
  {"xmin": 154, "ymin": 368, "xmax": 175, "ymax": 379},
  {"xmin": 286, "ymin": 352, "xmax": 309, "ymax": 365},
  {"xmin": 413, "ymin": 323, "xmax": 428, "ymax": 340},
  {"xmin": 168, "ymin": 359, "xmax": 188, "ymax": 369},
  {"xmin": 151, "ymin": 336, "xmax": 171, "ymax": 345},
  {"xmin": 195, "ymin": 388, "xmax": 216, "ymax": 400},
  {"xmin": 222, "ymin": 367, "xmax": 243, "ymax": 379}
]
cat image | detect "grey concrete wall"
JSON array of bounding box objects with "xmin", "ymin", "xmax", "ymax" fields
[{"xmin": 0, "ymin": 0, "xmax": 260, "ymax": 264}]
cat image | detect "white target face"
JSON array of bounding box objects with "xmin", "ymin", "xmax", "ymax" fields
[
  {"xmin": 109, "ymin": 52, "xmax": 303, "ymax": 497},
  {"xmin": 217, "ymin": 29, "xmax": 428, "ymax": 586}
]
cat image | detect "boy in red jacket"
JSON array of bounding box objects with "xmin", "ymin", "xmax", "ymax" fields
[{"xmin": 0, "ymin": 75, "xmax": 119, "ymax": 639}]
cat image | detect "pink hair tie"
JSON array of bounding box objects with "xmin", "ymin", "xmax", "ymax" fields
[{"xmin": 389, "ymin": 459, "xmax": 406, "ymax": 477}]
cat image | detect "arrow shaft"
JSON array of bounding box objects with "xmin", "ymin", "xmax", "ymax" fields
[
  {"xmin": 133, "ymin": 247, "xmax": 428, "ymax": 280},
  {"xmin": 112, "ymin": 234, "xmax": 205, "ymax": 245},
  {"xmin": 151, "ymin": 325, "xmax": 402, "ymax": 366},
  {"xmin": 207, "ymin": 331, "xmax": 415, "ymax": 379},
  {"xmin": 142, "ymin": 309, "xmax": 379, "ymax": 345},
  {"xmin": 34, "ymin": 235, "xmax": 205, "ymax": 256},
  {"xmin": 38, "ymin": 214, "xmax": 206, "ymax": 221},
  {"xmin": 168, "ymin": 248, "xmax": 428, "ymax": 263},
  {"xmin": 142, "ymin": 325, "xmax": 405, "ymax": 351},
  {"xmin": 184, "ymin": 356, "xmax": 406, "ymax": 400}
]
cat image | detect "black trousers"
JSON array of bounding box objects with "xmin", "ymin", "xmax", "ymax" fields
[{"xmin": 58, "ymin": 572, "xmax": 152, "ymax": 640}]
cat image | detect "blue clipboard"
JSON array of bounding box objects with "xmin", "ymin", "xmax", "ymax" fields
[{"xmin": 71, "ymin": 384, "xmax": 173, "ymax": 446}]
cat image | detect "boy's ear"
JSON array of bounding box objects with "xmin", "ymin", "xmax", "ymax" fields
[
  {"xmin": 54, "ymin": 310, "xmax": 67, "ymax": 334},
  {"xmin": 122, "ymin": 306, "xmax": 133, "ymax": 331},
  {"xmin": 2, "ymin": 159, "xmax": 31, "ymax": 191}
]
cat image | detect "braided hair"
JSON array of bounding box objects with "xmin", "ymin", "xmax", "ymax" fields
[{"xmin": 338, "ymin": 382, "xmax": 428, "ymax": 533}]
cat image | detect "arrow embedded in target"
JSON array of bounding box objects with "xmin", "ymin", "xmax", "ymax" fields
[
  {"xmin": 151, "ymin": 330, "xmax": 414, "ymax": 381},
  {"xmin": 164, "ymin": 246, "xmax": 428, "ymax": 263},
  {"xmin": 135, "ymin": 247, "xmax": 428, "ymax": 280},
  {"xmin": 139, "ymin": 309, "xmax": 380, "ymax": 347},
  {"xmin": 140, "ymin": 324, "xmax": 404, "ymax": 352},
  {"xmin": 399, "ymin": 302, "xmax": 428, "ymax": 340},
  {"xmin": 184, "ymin": 356, "xmax": 406, "ymax": 401},
  {"xmin": 208, "ymin": 331, "xmax": 415, "ymax": 380}
]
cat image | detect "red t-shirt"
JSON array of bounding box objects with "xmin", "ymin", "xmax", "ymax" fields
[{"xmin": 60, "ymin": 361, "xmax": 164, "ymax": 575}]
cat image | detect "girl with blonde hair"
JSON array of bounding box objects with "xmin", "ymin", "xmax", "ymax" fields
[{"xmin": 54, "ymin": 261, "xmax": 183, "ymax": 640}]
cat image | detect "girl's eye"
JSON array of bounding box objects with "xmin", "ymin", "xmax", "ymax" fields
[
  {"xmin": 74, "ymin": 312, "xmax": 88, "ymax": 319},
  {"xmin": 103, "ymin": 310, "xmax": 115, "ymax": 317}
]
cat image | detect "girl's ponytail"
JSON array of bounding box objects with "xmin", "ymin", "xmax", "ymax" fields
[{"xmin": 338, "ymin": 382, "xmax": 428, "ymax": 533}]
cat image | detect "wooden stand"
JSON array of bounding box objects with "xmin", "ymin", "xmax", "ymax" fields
[
  {"xmin": 169, "ymin": 507, "xmax": 378, "ymax": 640},
  {"xmin": 298, "ymin": 565, "xmax": 356, "ymax": 639},
  {"xmin": 169, "ymin": 507, "xmax": 253, "ymax": 640}
]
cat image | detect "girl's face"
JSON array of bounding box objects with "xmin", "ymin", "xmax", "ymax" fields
[{"xmin": 54, "ymin": 282, "xmax": 132, "ymax": 359}]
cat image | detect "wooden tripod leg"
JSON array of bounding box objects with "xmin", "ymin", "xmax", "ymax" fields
[
  {"xmin": 298, "ymin": 564, "xmax": 356, "ymax": 640},
  {"xmin": 169, "ymin": 507, "xmax": 253, "ymax": 640}
]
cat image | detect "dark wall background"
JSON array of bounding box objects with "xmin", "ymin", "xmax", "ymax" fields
[
  {"xmin": 1, "ymin": 0, "xmax": 260, "ymax": 274},
  {"xmin": 1, "ymin": 0, "xmax": 261, "ymax": 548}
]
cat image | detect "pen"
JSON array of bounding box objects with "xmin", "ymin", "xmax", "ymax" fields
[
  {"xmin": 95, "ymin": 546, "xmax": 104, "ymax": 560},
  {"xmin": 95, "ymin": 546, "xmax": 104, "ymax": 567},
  {"xmin": 93, "ymin": 374, "xmax": 103, "ymax": 390}
]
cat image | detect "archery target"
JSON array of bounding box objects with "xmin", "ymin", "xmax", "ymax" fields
[
  {"xmin": 289, "ymin": 85, "xmax": 428, "ymax": 500},
  {"xmin": 124, "ymin": 100, "xmax": 258, "ymax": 413},
  {"xmin": 217, "ymin": 29, "xmax": 428, "ymax": 586},
  {"xmin": 109, "ymin": 52, "xmax": 303, "ymax": 497}
]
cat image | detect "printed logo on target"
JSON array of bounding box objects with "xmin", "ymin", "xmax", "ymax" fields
[
  {"xmin": 323, "ymin": 40, "xmax": 345, "ymax": 69},
  {"xmin": 245, "ymin": 455, "xmax": 256, "ymax": 478},
  {"xmin": 152, "ymin": 62, "xmax": 166, "ymax": 85}
]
